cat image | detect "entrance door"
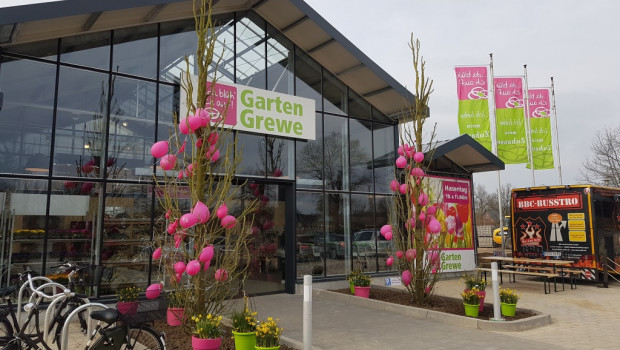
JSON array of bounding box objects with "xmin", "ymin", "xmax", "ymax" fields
[{"xmin": 243, "ymin": 182, "xmax": 294, "ymax": 294}]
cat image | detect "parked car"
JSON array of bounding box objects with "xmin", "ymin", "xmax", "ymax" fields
[
  {"xmin": 336, "ymin": 229, "xmax": 395, "ymax": 258},
  {"xmin": 311, "ymin": 231, "xmax": 344, "ymax": 259},
  {"xmin": 493, "ymin": 227, "xmax": 511, "ymax": 247}
]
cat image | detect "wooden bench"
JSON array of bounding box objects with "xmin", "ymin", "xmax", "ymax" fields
[
  {"xmin": 475, "ymin": 267, "xmax": 559, "ymax": 294},
  {"xmin": 503, "ymin": 265, "xmax": 582, "ymax": 290}
]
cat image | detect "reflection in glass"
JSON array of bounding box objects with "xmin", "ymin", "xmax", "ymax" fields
[
  {"xmin": 61, "ymin": 31, "xmax": 111, "ymax": 70},
  {"xmin": 113, "ymin": 24, "xmax": 158, "ymax": 79},
  {"xmin": 373, "ymin": 106, "xmax": 392, "ymax": 123},
  {"xmin": 266, "ymin": 27, "xmax": 293, "ymax": 94},
  {"xmin": 373, "ymin": 123, "xmax": 396, "ymax": 193},
  {"xmin": 237, "ymin": 133, "xmax": 265, "ymax": 177},
  {"xmin": 323, "ymin": 70, "xmax": 347, "ymax": 115},
  {"xmin": 236, "ymin": 13, "xmax": 266, "ymax": 88},
  {"xmin": 0, "ymin": 58, "xmax": 56, "ymax": 175},
  {"xmin": 375, "ymin": 194, "xmax": 395, "ymax": 271},
  {"xmin": 325, "ymin": 192, "xmax": 349, "ymax": 276},
  {"xmin": 160, "ymin": 19, "xmax": 197, "ymax": 83},
  {"xmin": 3, "ymin": 39, "xmax": 57, "ymax": 60},
  {"xmin": 349, "ymin": 119, "xmax": 373, "ymax": 192},
  {"xmin": 323, "ymin": 115, "xmax": 349, "ymax": 191},
  {"xmin": 296, "ymin": 191, "xmax": 324, "ymax": 278},
  {"xmin": 107, "ymin": 77, "xmax": 157, "ymax": 180},
  {"xmin": 53, "ymin": 67, "xmax": 109, "ymax": 178},
  {"xmin": 295, "ymin": 49, "xmax": 321, "ymax": 111},
  {"xmin": 265, "ymin": 137, "xmax": 294, "ymax": 179},
  {"xmin": 296, "ymin": 113, "xmax": 323, "ymax": 189},
  {"xmin": 348, "ymin": 89, "xmax": 371, "ymax": 120},
  {"xmin": 350, "ymin": 194, "xmax": 376, "ymax": 272}
]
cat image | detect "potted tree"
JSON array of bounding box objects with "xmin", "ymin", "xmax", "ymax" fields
[
  {"xmin": 255, "ymin": 317, "xmax": 282, "ymax": 350},
  {"xmin": 352, "ymin": 273, "xmax": 371, "ymax": 298},
  {"xmin": 191, "ymin": 313, "xmax": 222, "ymax": 350},
  {"xmin": 116, "ymin": 286, "xmax": 140, "ymax": 314},
  {"xmin": 231, "ymin": 296, "xmax": 258, "ymax": 350},
  {"xmin": 499, "ymin": 287, "xmax": 520, "ymax": 317},
  {"xmin": 461, "ymin": 287, "xmax": 481, "ymax": 317}
]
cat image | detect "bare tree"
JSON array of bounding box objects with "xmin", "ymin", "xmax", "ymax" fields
[
  {"xmin": 579, "ymin": 125, "xmax": 620, "ymax": 188},
  {"xmin": 473, "ymin": 184, "xmax": 494, "ymax": 225}
]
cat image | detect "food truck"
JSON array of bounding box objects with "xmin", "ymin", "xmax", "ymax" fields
[{"xmin": 511, "ymin": 185, "xmax": 620, "ymax": 280}]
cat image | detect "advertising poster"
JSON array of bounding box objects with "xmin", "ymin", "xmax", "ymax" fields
[
  {"xmin": 526, "ymin": 88, "xmax": 554, "ymax": 170},
  {"xmin": 494, "ymin": 77, "xmax": 528, "ymax": 164},
  {"xmin": 426, "ymin": 175, "xmax": 475, "ymax": 272},
  {"xmin": 512, "ymin": 187, "xmax": 591, "ymax": 261},
  {"xmin": 455, "ymin": 66, "xmax": 492, "ymax": 152}
]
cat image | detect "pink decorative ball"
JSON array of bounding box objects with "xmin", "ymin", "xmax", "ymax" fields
[
  {"xmin": 215, "ymin": 268, "xmax": 228, "ymax": 282},
  {"xmin": 199, "ymin": 245, "xmax": 215, "ymax": 263},
  {"xmin": 179, "ymin": 213, "xmax": 198, "ymax": 229},
  {"xmin": 151, "ymin": 141, "xmax": 169, "ymax": 158},
  {"xmin": 203, "ymin": 260, "xmax": 211, "ymax": 271},
  {"xmin": 173, "ymin": 261, "xmax": 186, "ymax": 274},
  {"xmin": 186, "ymin": 260, "xmax": 201, "ymax": 276},
  {"xmin": 427, "ymin": 205, "xmax": 437, "ymax": 216},
  {"xmin": 146, "ymin": 283, "xmax": 162, "ymax": 299},
  {"xmin": 179, "ymin": 117, "xmax": 190, "ymax": 134},
  {"xmin": 399, "ymin": 184, "xmax": 408, "ymax": 194},
  {"xmin": 413, "ymin": 152, "xmax": 424, "ymax": 163},
  {"xmin": 386, "ymin": 256, "xmax": 394, "ymax": 266},
  {"xmin": 152, "ymin": 247, "xmax": 162, "ymax": 260},
  {"xmin": 221, "ymin": 215, "xmax": 237, "ymax": 229},
  {"xmin": 384, "ymin": 231, "xmax": 393, "ymax": 240},
  {"xmin": 193, "ymin": 201, "xmax": 210, "ymax": 224},
  {"xmin": 380, "ymin": 225, "xmax": 392, "ymax": 236},
  {"xmin": 160, "ymin": 154, "xmax": 177, "ymax": 171},
  {"xmin": 395, "ymin": 156, "xmax": 407, "ymax": 168},
  {"xmin": 216, "ymin": 203, "xmax": 228, "ymax": 219},
  {"xmin": 390, "ymin": 179, "xmax": 400, "ymax": 192},
  {"xmin": 428, "ymin": 217, "xmax": 441, "ymax": 234},
  {"xmin": 405, "ymin": 249, "xmax": 417, "ymax": 261},
  {"xmin": 395, "ymin": 250, "xmax": 404, "ymax": 259},
  {"xmin": 401, "ymin": 270, "xmax": 412, "ymax": 286}
]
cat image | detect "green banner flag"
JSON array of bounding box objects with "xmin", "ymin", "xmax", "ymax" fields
[
  {"xmin": 526, "ymin": 88, "xmax": 554, "ymax": 169},
  {"xmin": 455, "ymin": 67, "xmax": 492, "ymax": 151},
  {"xmin": 494, "ymin": 77, "xmax": 527, "ymax": 164}
]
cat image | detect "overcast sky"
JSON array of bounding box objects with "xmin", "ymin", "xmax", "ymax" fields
[{"xmin": 306, "ymin": 0, "xmax": 620, "ymax": 192}]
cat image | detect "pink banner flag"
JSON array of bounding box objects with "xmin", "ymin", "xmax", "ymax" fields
[{"xmin": 455, "ymin": 66, "xmax": 488, "ymax": 101}]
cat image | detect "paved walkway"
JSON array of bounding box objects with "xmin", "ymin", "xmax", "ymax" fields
[{"xmin": 249, "ymin": 276, "xmax": 620, "ymax": 350}]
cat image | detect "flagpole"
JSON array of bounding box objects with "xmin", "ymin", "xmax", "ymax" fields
[
  {"xmin": 490, "ymin": 53, "xmax": 506, "ymax": 255},
  {"xmin": 550, "ymin": 77, "xmax": 563, "ymax": 185},
  {"xmin": 523, "ymin": 65, "xmax": 535, "ymax": 186}
]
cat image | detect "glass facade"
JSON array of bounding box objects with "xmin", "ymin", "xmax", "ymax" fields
[{"xmin": 0, "ymin": 10, "xmax": 396, "ymax": 295}]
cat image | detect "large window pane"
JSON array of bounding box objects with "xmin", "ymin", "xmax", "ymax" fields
[
  {"xmin": 348, "ymin": 89, "xmax": 371, "ymax": 120},
  {"xmin": 296, "ymin": 113, "xmax": 323, "ymax": 189},
  {"xmin": 323, "ymin": 70, "xmax": 346, "ymax": 115},
  {"xmin": 294, "ymin": 49, "xmax": 321, "ymax": 111},
  {"xmin": 296, "ymin": 191, "xmax": 324, "ymax": 278},
  {"xmin": 266, "ymin": 26, "xmax": 294, "ymax": 95},
  {"xmin": 350, "ymin": 194, "xmax": 376, "ymax": 272},
  {"xmin": 101, "ymin": 183, "xmax": 153, "ymax": 295},
  {"xmin": 375, "ymin": 194, "xmax": 395, "ymax": 272},
  {"xmin": 0, "ymin": 58, "xmax": 56, "ymax": 175},
  {"xmin": 323, "ymin": 115, "xmax": 348, "ymax": 191},
  {"xmin": 3, "ymin": 39, "xmax": 57, "ymax": 60},
  {"xmin": 107, "ymin": 77, "xmax": 157, "ymax": 180},
  {"xmin": 160, "ymin": 19, "xmax": 197, "ymax": 84},
  {"xmin": 373, "ymin": 123, "xmax": 395, "ymax": 193},
  {"xmin": 236, "ymin": 13, "xmax": 266, "ymax": 88},
  {"xmin": 113, "ymin": 24, "xmax": 158, "ymax": 79},
  {"xmin": 61, "ymin": 31, "xmax": 111, "ymax": 70},
  {"xmin": 211, "ymin": 16, "xmax": 235, "ymax": 84},
  {"xmin": 53, "ymin": 67, "xmax": 108, "ymax": 178},
  {"xmin": 325, "ymin": 193, "xmax": 349, "ymax": 276},
  {"xmin": 0, "ymin": 178, "xmax": 49, "ymax": 287},
  {"xmin": 350, "ymin": 119, "xmax": 373, "ymax": 192}
]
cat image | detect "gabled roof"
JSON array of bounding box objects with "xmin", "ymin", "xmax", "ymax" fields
[
  {"xmin": 428, "ymin": 134, "xmax": 504, "ymax": 173},
  {"xmin": 0, "ymin": 0, "xmax": 416, "ymax": 119}
]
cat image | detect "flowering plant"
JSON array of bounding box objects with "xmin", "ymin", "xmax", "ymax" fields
[
  {"xmin": 232, "ymin": 296, "xmax": 257, "ymax": 333},
  {"xmin": 351, "ymin": 273, "xmax": 371, "ymax": 287},
  {"xmin": 255, "ymin": 317, "xmax": 282, "ymax": 347},
  {"xmin": 167, "ymin": 289, "xmax": 187, "ymax": 308},
  {"xmin": 46, "ymin": 272, "xmax": 70, "ymax": 285},
  {"xmin": 346, "ymin": 270, "xmax": 362, "ymax": 283},
  {"xmin": 462, "ymin": 272, "xmax": 486, "ymax": 291},
  {"xmin": 117, "ymin": 286, "xmax": 140, "ymax": 302},
  {"xmin": 191, "ymin": 313, "xmax": 222, "ymax": 339},
  {"xmin": 499, "ymin": 288, "xmax": 520, "ymax": 304},
  {"xmin": 461, "ymin": 287, "xmax": 481, "ymax": 305}
]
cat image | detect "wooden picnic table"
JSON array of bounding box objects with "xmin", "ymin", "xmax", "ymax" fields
[{"xmin": 478, "ymin": 256, "xmax": 576, "ymax": 293}]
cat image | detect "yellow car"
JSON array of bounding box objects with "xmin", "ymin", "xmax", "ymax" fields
[{"xmin": 493, "ymin": 227, "xmax": 511, "ymax": 247}]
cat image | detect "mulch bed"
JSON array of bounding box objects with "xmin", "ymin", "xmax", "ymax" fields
[
  {"xmin": 333, "ymin": 288, "xmax": 537, "ymax": 320},
  {"xmin": 153, "ymin": 320, "xmax": 298, "ymax": 350}
]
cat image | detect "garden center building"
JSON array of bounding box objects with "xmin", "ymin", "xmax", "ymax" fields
[{"xmin": 0, "ymin": 0, "xmax": 502, "ymax": 296}]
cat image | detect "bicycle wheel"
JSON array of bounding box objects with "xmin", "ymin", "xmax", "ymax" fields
[
  {"xmin": 49, "ymin": 297, "xmax": 88, "ymax": 350},
  {"xmin": 121, "ymin": 326, "xmax": 164, "ymax": 350},
  {"xmin": 0, "ymin": 318, "xmax": 14, "ymax": 346}
]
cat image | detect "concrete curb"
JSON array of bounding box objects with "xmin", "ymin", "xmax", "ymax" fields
[{"xmin": 314, "ymin": 288, "xmax": 552, "ymax": 332}]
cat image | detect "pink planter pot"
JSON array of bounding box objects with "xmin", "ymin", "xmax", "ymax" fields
[
  {"xmin": 354, "ymin": 286, "xmax": 371, "ymax": 298},
  {"xmin": 167, "ymin": 307, "xmax": 184, "ymax": 326},
  {"xmin": 191, "ymin": 336, "xmax": 221, "ymax": 350},
  {"xmin": 116, "ymin": 301, "xmax": 138, "ymax": 315}
]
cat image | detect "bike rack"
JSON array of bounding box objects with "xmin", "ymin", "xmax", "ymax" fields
[
  {"xmin": 42, "ymin": 292, "xmax": 89, "ymax": 343},
  {"xmin": 60, "ymin": 302, "xmax": 108, "ymax": 350},
  {"xmin": 16, "ymin": 276, "xmax": 54, "ymax": 321}
]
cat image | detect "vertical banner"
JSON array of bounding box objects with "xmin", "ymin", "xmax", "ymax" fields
[
  {"xmin": 527, "ymin": 88, "xmax": 554, "ymax": 169},
  {"xmin": 494, "ymin": 77, "xmax": 528, "ymax": 164},
  {"xmin": 455, "ymin": 66, "xmax": 492, "ymax": 151}
]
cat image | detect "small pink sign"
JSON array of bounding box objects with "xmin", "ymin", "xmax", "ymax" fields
[
  {"xmin": 494, "ymin": 77, "xmax": 523, "ymax": 109},
  {"xmin": 205, "ymin": 82, "xmax": 237, "ymax": 126},
  {"xmin": 455, "ymin": 66, "xmax": 488, "ymax": 101},
  {"xmin": 443, "ymin": 181, "xmax": 469, "ymax": 205},
  {"xmin": 527, "ymin": 88, "xmax": 550, "ymax": 118}
]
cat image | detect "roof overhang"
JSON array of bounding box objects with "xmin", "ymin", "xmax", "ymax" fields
[
  {"xmin": 428, "ymin": 134, "xmax": 505, "ymax": 173},
  {"xmin": 0, "ymin": 0, "xmax": 416, "ymax": 120}
]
